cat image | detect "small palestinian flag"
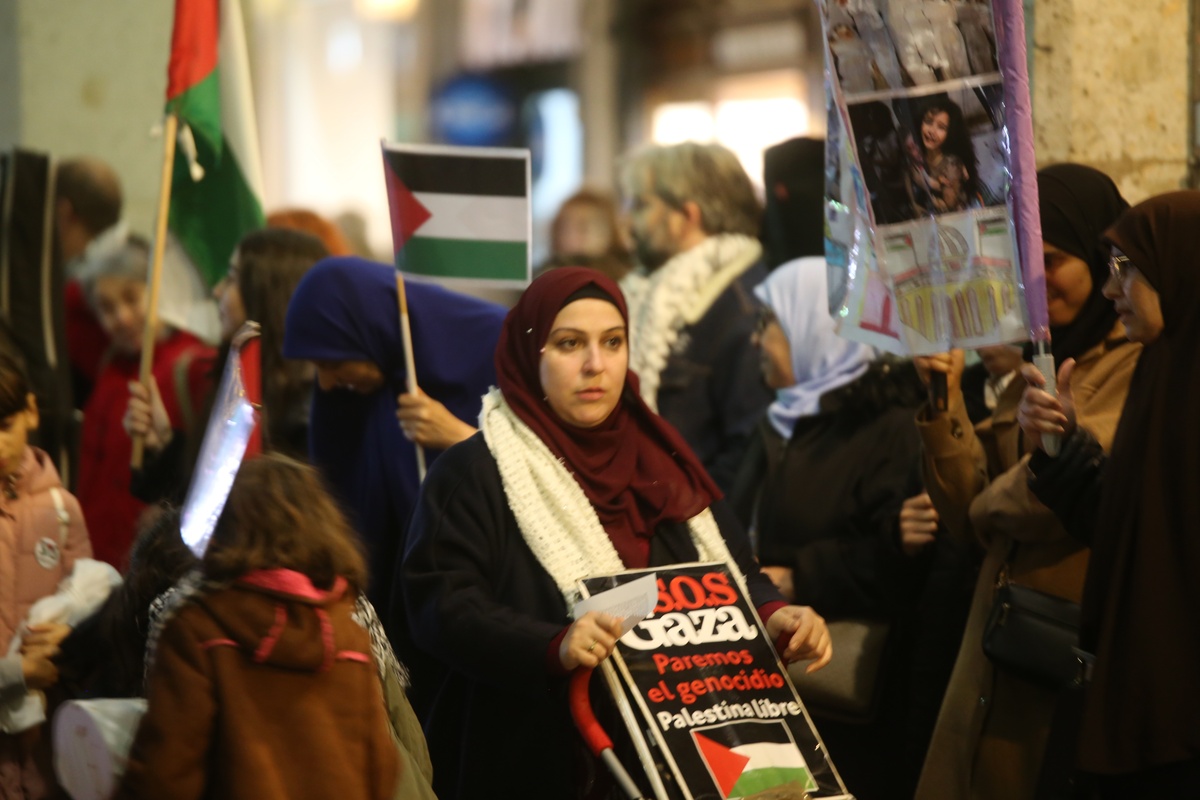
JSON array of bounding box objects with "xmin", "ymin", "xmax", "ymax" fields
[
  {"xmin": 692, "ymin": 720, "xmax": 817, "ymax": 799},
  {"xmin": 381, "ymin": 142, "xmax": 530, "ymax": 285}
]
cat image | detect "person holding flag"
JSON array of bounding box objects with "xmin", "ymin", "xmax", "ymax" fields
[
  {"xmin": 282, "ymin": 257, "xmax": 505, "ymax": 704},
  {"xmin": 122, "ymin": 227, "xmax": 329, "ymax": 505},
  {"xmin": 76, "ymin": 237, "xmax": 213, "ymax": 568}
]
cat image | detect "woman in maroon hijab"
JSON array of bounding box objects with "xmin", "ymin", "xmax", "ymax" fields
[
  {"xmin": 401, "ymin": 267, "xmax": 831, "ymax": 800},
  {"xmin": 1019, "ymin": 191, "xmax": 1200, "ymax": 797}
]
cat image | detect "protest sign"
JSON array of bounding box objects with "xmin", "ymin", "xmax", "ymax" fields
[{"xmin": 581, "ymin": 563, "xmax": 851, "ymax": 800}]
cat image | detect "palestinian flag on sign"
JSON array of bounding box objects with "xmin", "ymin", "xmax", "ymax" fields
[
  {"xmin": 166, "ymin": 0, "xmax": 266, "ymax": 288},
  {"xmin": 382, "ymin": 143, "xmax": 530, "ymax": 285},
  {"xmin": 692, "ymin": 720, "xmax": 817, "ymax": 799}
]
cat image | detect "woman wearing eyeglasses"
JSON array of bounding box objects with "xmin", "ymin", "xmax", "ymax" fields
[
  {"xmin": 912, "ymin": 164, "xmax": 1141, "ymax": 800},
  {"xmin": 1019, "ymin": 191, "xmax": 1200, "ymax": 798}
]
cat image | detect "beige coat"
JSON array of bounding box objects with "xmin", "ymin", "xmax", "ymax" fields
[{"xmin": 914, "ymin": 324, "xmax": 1140, "ymax": 800}]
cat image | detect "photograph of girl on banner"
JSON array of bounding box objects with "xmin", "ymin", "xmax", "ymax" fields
[
  {"xmin": 904, "ymin": 95, "xmax": 980, "ymax": 215},
  {"xmin": 401, "ymin": 267, "xmax": 832, "ymax": 800},
  {"xmin": 849, "ymin": 85, "xmax": 1007, "ymax": 226}
]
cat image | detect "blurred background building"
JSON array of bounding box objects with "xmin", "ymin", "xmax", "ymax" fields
[{"xmin": 0, "ymin": 0, "xmax": 1193, "ymax": 264}]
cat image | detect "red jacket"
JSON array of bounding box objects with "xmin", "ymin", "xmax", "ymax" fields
[{"xmin": 76, "ymin": 330, "xmax": 213, "ymax": 568}]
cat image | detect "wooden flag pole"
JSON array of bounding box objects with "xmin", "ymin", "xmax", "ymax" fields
[
  {"xmin": 396, "ymin": 272, "xmax": 427, "ymax": 482},
  {"xmin": 131, "ymin": 112, "xmax": 179, "ymax": 470}
]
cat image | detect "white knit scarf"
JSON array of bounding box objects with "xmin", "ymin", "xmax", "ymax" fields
[
  {"xmin": 479, "ymin": 388, "xmax": 742, "ymax": 606},
  {"xmin": 622, "ymin": 234, "xmax": 763, "ymax": 411}
]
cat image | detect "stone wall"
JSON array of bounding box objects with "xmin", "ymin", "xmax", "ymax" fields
[{"xmin": 1032, "ymin": 0, "xmax": 1189, "ymax": 202}]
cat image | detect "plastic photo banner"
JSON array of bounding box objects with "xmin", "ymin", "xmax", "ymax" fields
[
  {"xmin": 179, "ymin": 344, "xmax": 258, "ymax": 557},
  {"xmin": 580, "ymin": 563, "xmax": 851, "ymax": 800},
  {"xmin": 821, "ymin": 0, "xmax": 1030, "ymax": 355}
]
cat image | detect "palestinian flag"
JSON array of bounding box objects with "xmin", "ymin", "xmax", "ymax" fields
[
  {"xmin": 382, "ymin": 143, "xmax": 530, "ymax": 285},
  {"xmin": 166, "ymin": 0, "xmax": 266, "ymax": 288},
  {"xmin": 693, "ymin": 721, "xmax": 817, "ymax": 799}
]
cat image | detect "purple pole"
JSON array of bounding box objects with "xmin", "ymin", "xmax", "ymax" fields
[{"xmin": 993, "ymin": 0, "xmax": 1049, "ymax": 344}]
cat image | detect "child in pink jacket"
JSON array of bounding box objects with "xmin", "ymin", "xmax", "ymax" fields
[{"xmin": 0, "ymin": 352, "xmax": 92, "ymax": 798}]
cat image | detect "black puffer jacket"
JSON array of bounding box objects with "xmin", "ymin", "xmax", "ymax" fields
[{"xmin": 730, "ymin": 358, "xmax": 926, "ymax": 617}]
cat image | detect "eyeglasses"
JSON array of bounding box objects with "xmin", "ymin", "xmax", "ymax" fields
[
  {"xmin": 1108, "ymin": 255, "xmax": 1133, "ymax": 282},
  {"xmin": 754, "ymin": 308, "xmax": 778, "ymax": 336}
]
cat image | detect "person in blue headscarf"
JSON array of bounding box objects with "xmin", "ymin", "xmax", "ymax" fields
[{"xmin": 282, "ymin": 257, "xmax": 506, "ymax": 697}]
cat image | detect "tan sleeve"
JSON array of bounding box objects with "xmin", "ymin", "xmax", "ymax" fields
[
  {"xmin": 1071, "ymin": 342, "xmax": 1141, "ymax": 450},
  {"xmin": 968, "ymin": 451, "xmax": 1067, "ymax": 544},
  {"xmin": 916, "ymin": 402, "xmax": 988, "ymax": 543},
  {"xmin": 967, "ymin": 343, "xmax": 1140, "ymax": 546}
]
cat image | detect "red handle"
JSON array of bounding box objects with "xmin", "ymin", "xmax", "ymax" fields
[{"xmin": 569, "ymin": 667, "xmax": 612, "ymax": 757}]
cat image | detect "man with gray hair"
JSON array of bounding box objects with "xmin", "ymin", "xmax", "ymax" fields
[{"xmin": 619, "ymin": 141, "xmax": 772, "ymax": 491}]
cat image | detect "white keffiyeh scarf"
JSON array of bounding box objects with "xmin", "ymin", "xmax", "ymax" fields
[
  {"xmin": 479, "ymin": 388, "xmax": 743, "ymax": 606},
  {"xmin": 621, "ymin": 234, "xmax": 762, "ymax": 411}
]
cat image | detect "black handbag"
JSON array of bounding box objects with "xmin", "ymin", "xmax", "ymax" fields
[{"xmin": 982, "ymin": 577, "xmax": 1082, "ymax": 690}]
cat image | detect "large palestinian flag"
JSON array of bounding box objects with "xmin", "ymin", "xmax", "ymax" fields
[
  {"xmin": 166, "ymin": 0, "xmax": 266, "ymax": 288},
  {"xmin": 382, "ymin": 143, "xmax": 530, "ymax": 285}
]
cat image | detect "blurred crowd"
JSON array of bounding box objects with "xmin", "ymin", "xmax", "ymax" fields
[{"xmin": 0, "ymin": 134, "xmax": 1194, "ymax": 800}]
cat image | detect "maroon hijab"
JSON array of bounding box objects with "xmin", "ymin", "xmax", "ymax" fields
[{"xmin": 495, "ymin": 267, "xmax": 720, "ymax": 567}]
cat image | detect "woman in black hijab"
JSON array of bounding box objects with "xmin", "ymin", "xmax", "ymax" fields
[
  {"xmin": 912, "ymin": 164, "xmax": 1141, "ymax": 800},
  {"xmin": 1021, "ymin": 190, "xmax": 1200, "ymax": 798},
  {"xmin": 1036, "ymin": 163, "xmax": 1128, "ymax": 365}
]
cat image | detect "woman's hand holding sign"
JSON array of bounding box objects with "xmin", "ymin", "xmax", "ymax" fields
[
  {"xmin": 766, "ymin": 605, "xmax": 832, "ymax": 673},
  {"xmin": 561, "ymin": 611, "xmax": 623, "ymax": 670}
]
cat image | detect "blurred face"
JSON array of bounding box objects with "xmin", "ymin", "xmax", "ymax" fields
[
  {"xmin": 753, "ymin": 314, "xmax": 795, "ymax": 390},
  {"xmin": 314, "ymin": 360, "xmax": 385, "ymax": 394},
  {"xmin": 1043, "ymin": 243, "xmax": 1094, "ymax": 326},
  {"xmin": 1103, "ymin": 247, "xmax": 1165, "ymax": 344},
  {"xmin": 0, "ymin": 394, "xmax": 37, "ymax": 479},
  {"xmin": 213, "ymin": 249, "xmax": 247, "ymax": 342},
  {"xmin": 554, "ymin": 204, "xmax": 612, "ymax": 259},
  {"xmin": 93, "ymin": 275, "xmax": 148, "ymax": 356},
  {"xmin": 539, "ymin": 298, "xmax": 627, "ymax": 428},
  {"xmin": 921, "ymin": 110, "xmax": 950, "ymax": 154},
  {"xmin": 976, "ymin": 344, "xmax": 1024, "ymax": 379},
  {"xmin": 624, "ymin": 183, "xmax": 686, "ymax": 271}
]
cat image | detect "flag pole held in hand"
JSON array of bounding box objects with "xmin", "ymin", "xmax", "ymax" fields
[
  {"xmin": 1032, "ymin": 342, "xmax": 1060, "ymax": 456},
  {"xmin": 396, "ymin": 273, "xmax": 427, "ymax": 482},
  {"xmin": 131, "ymin": 113, "xmax": 179, "ymax": 470}
]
